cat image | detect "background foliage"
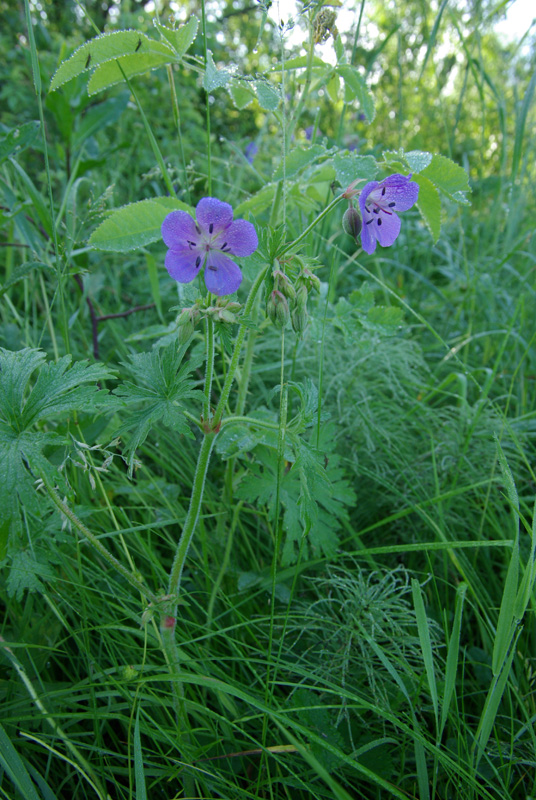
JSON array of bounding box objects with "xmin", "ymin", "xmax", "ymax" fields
[{"xmin": 1, "ymin": 0, "xmax": 536, "ymax": 798}]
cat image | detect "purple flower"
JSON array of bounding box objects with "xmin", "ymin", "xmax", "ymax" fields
[
  {"xmin": 162, "ymin": 197, "xmax": 258, "ymax": 296},
  {"xmin": 244, "ymin": 141, "xmax": 258, "ymax": 163},
  {"xmin": 359, "ymin": 174, "xmax": 419, "ymax": 255}
]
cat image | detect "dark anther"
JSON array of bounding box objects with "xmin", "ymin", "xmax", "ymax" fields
[
  {"xmin": 195, "ymin": 256, "xmax": 201, "ymax": 267},
  {"xmin": 389, "ymin": 202, "xmax": 396, "ymax": 207},
  {"xmin": 208, "ymin": 265, "xmax": 217, "ymax": 271},
  {"xmin": 209, "ymin": 223, "xmax": 214, "ymax": 234},
  {"xmin": 381, "ymin": 187, "xmax": 386, "ymax": 196},
  {"xmin": 377, "ymin": 218, "xmax": 382, "ymax": 226},
  {"xmin": 366, "ymin": 219, "xmax": 373, "ymax": 225},
  {"xmin": 196, "ymin": 224, "xmax": 201, "ymax": 234},
  {"xmin": 373, "ymin": 207, "xmax": 379, "ymax": 214},
  {"xmin": 221, "ymin": 242, "xmax": 228, "ymax": 251}
]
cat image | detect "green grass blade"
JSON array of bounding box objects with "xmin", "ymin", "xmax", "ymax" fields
[
  {"xmin": 412, "ymin": 578, "xmax": 439, "ymax": 728},
  {"xmin": 0, "ymin": 723, "xmax": 42, "ymax": 800},
  {"xmin": 492, "ymin": 440, "xmax": 520, "ymax": 675},
  {"xmin": 440, "ymin": 582, "xmax": 467, "ymax": 736},
  {"xmin": 134, "ymin": 706, "xmax": 147, "ymax": 800}
]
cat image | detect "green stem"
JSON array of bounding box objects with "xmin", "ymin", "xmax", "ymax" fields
[
  {"xmin": 281, "ymin": 195, "xmax": 343, "ymax": 256},
  {"xmin": 42, "ymin": 476, "xmax": 156, "ymax": 603},
  {"xmin": 212, "ymin": 262, "xmax": 271, "ymax": 426},
  {"xmin": 220, "ymin": 415, "xmax": 279, "ymax": 431},
  {"xmin": 234, "ymin": 326, "xmax": 258, "ymax": 416},
  {"xmin": 167, "ymin": 432, "xmax": 217, "ymax": 601},
  {"xmin": 201, "ymin": 0, "xmax": 212, "ymax": 193},
  {"xmin": 24, "ymin": 0, "xmax": 70, "ymax": 354},
  {"xmin": 204, "ymin": 315, "xmax": 215, "ymax": 421},
  {"xmin": 166, "ymin": 64, "xmax": 191, "ymax": 204}
]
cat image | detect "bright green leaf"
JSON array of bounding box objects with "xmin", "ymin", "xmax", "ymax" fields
[
  {"xmin": 88, "ymin": 53, "xmax": 175, "ymax": 95},
  {"xmin": 228, "ymin": 80, "xmax": 256, "ymax": 109},
  {"xmin": 333, "ymin": 153, "xmax": 377, "ymax": 187},
  {"xmin": 273, "ymin": 145, "xmax": 326, "ymax": 180},
  {"xmin": 405, "ymin": 150, "xmax": 433, "ymax": 172},
  {"xmin": 49, "ymin": 30, "xmax": 175, "ymax": 92},
  {"xmin": 153, "ymin": 16, "xmax": 198, "ymax": 58},
  {"xmin": 204, "ymin": 50, "xmax": 231, "ymax": 91},
  {"xmin": 254, "ymin": 80, "xmax": 281, "ymax": 111},
  {"xmin": 413, "ymin": 174, "xmax": 441, "ymax": 242},
  {"xmin": 89, "ymin": 197, "xmax": 192, "ymax": 252},
  {"xmin": 337, "ymin": 65, "xmax": 375, "ymax": 122},
  {"xmin": 421, "ymin": 153, "xmax": 471, "ymax": 202}
]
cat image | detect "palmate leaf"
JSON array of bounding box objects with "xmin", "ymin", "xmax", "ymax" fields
[
  {"xmin": 0, "ymin": 348, "xmax": 116, "ymax": 553},
  {"xmin": 235, "ymin": 422, "xmax": 355, "ymax": 565},
  {"xmin": 115, "ymin": 342, "xmax": 204, "ymax": 473}
]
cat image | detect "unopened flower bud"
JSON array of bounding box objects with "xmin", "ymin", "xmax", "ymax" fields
[
  {"xmin": 177, "ymin": 307, "xmax": 198, "ymax": 343},
  {"xmin": 291, "ymin": 304, "xmax": 308, "ymax": 334},
  {"xmin": 295, "ymin": 284, "xmax": 308, "ymax": 311},
  {"xmin": 267, "ymin": 290, "xmax": 290, "ymax": 328},
  {"xmin": 342, "ymin": 206, "xmax": 362, "ymax": 242},
  {"xmin": 273, "ymin": 269, "xmax": 296, "ymax": 302}
]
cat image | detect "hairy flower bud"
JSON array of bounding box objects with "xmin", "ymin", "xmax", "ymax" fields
[
  {"xmin": 291, "ymin": 304, "xmax": 308, "ymax": 334},
  {"xmin": 177, "ymin": 306, "xmax": 199, "ymax": 343},
  {"xmin": 267, "ymin": 290, "xmax": 290, "ymax": 329},
  {"xmin": 342, "ymin": 206, "xmax": 362, "ymax": 242},
  {"xmin": 273, "ymin": 269, "xmax": 296, "ymax": 302},
  {"xmin": 295, "ymin": 284, "xmax": 308, "ymax": 311}
]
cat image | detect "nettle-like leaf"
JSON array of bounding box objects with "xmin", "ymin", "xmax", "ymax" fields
[
  {"xmin": 115, "ymin": 342, "xmax": 204, "ymax": 473},
  {"xmin": 50, "ymin": 30, "xmax": 177, "ymax": 95},
  {"xmin": 0, "ymin": 348, "xmax": 116, "ymax": 554},
  {"xmin": 233, "ymin": 419, "xmax": 355, "ymax": 565},
  {"xmin": 337, "ymin": 65, "xmax": 375, "ymax": 123},
  {"xmin": 382, "ymin": 148, "xmax": 471, "ymax": 243},
  {"xmin": 89, "ymin": 196, "xmax": 192, "ymax": 252}
]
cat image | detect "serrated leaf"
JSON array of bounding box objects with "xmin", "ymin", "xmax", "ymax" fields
[
  {"xmin": 228, "ymin": 80, "xmax": 256, "ymax": 109},
  {"xmin": 405, "ymin": 150, "xmax": 433, "ymax": 172},
  {"xmin": 50, "ymin": 30, "xmax": 175, "ymax": 92},
  {"xmin": 420, "ymin": 153, "xmax": 471, "ymax": 202},
  {"xmin": 412, "ymin": 174, "xmax": 441, "ymax": 242},
  {"xmin": 115, "ymin": 342, "xmax": 203, "ymax": 473},
  {"xmin": 333, "ymin": 153, "xmax": 377, "ymax": 187},
  {"xmin": 254, "ymin": 80, "xmax": 280, "ymax": 111},
  {"xmin": 89, "ymin": 197, "xmax": 192, "ymax": 252},
  {"xmin": 203, "ymin": 50, "xmax": 231, "ymax": 91},
  {"xmin": 0, "ymin": 121, "xmax": 40, "ymax": 166},
  {"xmin": 326, "ymin": 71, "xmax": 340, "ymax": 103},
  {"xmin": 269, "ymin": 55, "xmax": 328, "ymax": 71},
  {"xmin": 0, "ymin": 349, "xmax": 115, "ymax": 543},
  {"xmin": 88, "ymin": 53, "xmax": 176, "ymax": 95},
  {"xmin": 0, "ymin": 261, "xmax": 51, "ymax": 297},
  {"xmin": 6, "ymin": 550, "xmax": 55, "ymax": 601},
  {"xmin": 234, "ymin": 184, "xmax": 277, "ymax": 217},
  {"xmin": 273, "ymin": 145, "xmax": 325, "ymax": 180},
  {"xmin": 153, "ymin": 16, "xmax": 198, "ymax": 58},
  {"xmin": 337, "ymin": 65, "xmax": 374, "ymax": 122}
]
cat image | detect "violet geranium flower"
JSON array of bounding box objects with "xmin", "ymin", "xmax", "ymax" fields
[
  {"xmin": 359, "ymin": 174, "xmax": 419, "ymax": 255},
  {"xmin": 162, "ymin": 197, "xmax": 258, "ymax": 296}
]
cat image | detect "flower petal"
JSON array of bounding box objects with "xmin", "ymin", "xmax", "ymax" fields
[
  {"xmin": 358, "ymin": 181, "xmax": 380, "ymax": 217},
  {"xmin": 374, "ymin": 211, "xmax": 401, "ymax": 248},
  {"xmin": 217, "ymin": 219, "xmax": 258, "ymax": 257},
  {"xmin": 375, "ymin": 174, "xmax": 419, "ymax": 211},
  {"xmin": 360, "ymin": 218, "xmax": 377, "ymax": 254},
  {"xmin": 162, "ymin": 210, "xmax": 199, "ymax": 249},
  {"xmin": 196, "ymin": 197, "xmax": 233, "ymax": 236},
  {"xmin": 165, "ymin": 248, "xmax": 204, "ymax": 284},
  {"xmin": 204, "ymin": 251, "xmax": 242, "ymax": 296}
]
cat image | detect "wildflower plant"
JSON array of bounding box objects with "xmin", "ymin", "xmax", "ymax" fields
[{"xmin": 7, "ymin": 1, "xmax": 523, "ymax": 798}]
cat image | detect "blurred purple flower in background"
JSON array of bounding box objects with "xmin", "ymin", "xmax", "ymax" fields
[
  {"xmin": 162, "ymin": 198, "xmax": 258, "ymax": 296},
  {"xmin": 244, "ymin": 141, "xmax": 258, "ymax": 163},
  {"xmin": 359, "ymin": 174, "xmax": 419, "ymax": 254}
]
